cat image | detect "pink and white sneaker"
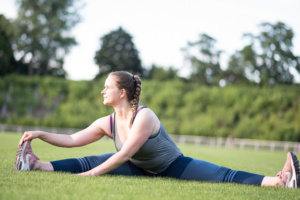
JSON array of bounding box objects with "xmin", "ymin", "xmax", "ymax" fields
[
  {"xmin": 14, "ymin": 141, "xmax": 39, "ymax": 171},
  {"xmin": 276, "ymin": 152, "xmax": 300, "ymax": 188}
]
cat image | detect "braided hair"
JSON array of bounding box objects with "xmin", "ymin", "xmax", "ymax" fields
[{"xmin": 109, "ymin": 71, "xmax": 142, "ymax": 128}]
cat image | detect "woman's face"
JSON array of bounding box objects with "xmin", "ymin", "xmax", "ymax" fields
[{"xmin": 101, "ymin": 75, "xmax": 122, "ymax": 105}]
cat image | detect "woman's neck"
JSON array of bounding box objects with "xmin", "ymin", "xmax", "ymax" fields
[{"xmin": 113, "ymin": 102, "xmax": 132, "ymax": 120}]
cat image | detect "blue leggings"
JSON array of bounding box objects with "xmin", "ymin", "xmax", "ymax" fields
[{"xmin": 50, "ymin": 153, "xmax": 264, "ymax": 185}]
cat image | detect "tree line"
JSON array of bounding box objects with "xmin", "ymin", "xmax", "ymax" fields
[
  {"xmin": 1, "ymin": 0, "xmax": 300, "ymax": 85},
  {"xmin": 1, "ymin": 75, "xmax": 299, "ymax": 141}
]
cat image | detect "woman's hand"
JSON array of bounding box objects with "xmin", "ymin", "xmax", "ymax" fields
[{"xmin": 18, "ymin": 131, "xmax": 45, "ymax": 146}]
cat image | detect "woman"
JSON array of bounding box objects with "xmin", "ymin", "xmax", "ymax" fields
[{"xmin": 14, "ymin": 71, "xmax": 299, "ymax": 188}]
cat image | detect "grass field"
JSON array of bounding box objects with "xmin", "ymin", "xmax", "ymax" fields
[{"xmin": 1, "ymin": 133, "xmax": 299, "ymax": 200}]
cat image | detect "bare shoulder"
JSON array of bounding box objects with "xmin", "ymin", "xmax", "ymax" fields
[
  {"xmin": 134, "ymin": 107, "xmax": 160, "ymax": 135},
  {"xmin": 137, "ymin": 107, "xmax": 157, "ymax": 119},
  {"xmin": 91, "ymin": 115, "xmax": 112, "ymax": 138},
  {"xmin": 136, "ymin": 107, "xmax": 160, "ymax": 125}
]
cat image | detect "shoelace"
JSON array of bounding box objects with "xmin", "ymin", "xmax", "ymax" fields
[
  {"xmin": 277, "ymin": 170, "xmax": 283, "ymax": 179},
  {"xmin": 277, "ymin": 170, "xmax": 288, "ymax": 187},
  {"xmin": 27, "ymin": 146, "xmax": 39, "ymax": 160},
  {"xmin": 14, "ymin": 146, "xmax": 24, "ymax": 167}
]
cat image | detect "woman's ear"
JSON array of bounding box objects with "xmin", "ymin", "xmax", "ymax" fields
[{"xmin": 120, "ymin": 89, "xmax": 126, "ymax": 99}]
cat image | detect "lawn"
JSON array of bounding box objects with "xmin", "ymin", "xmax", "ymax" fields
[{"xmin": 0, "ymin": 132, "xmax": 299, "ymax": 200}]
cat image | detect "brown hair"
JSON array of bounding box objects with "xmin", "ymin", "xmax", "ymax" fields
[{"xmin": 109, "ymin": 71, "xmax": 142, "ymax": 127}]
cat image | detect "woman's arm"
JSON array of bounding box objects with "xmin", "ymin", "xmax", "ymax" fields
[
  {"xmin": 78, "ymin": 108, "xmax": 159, "ymax": 176},
  {"xmin": 18, "ymin": 116, "xmax": 112, "ymax": 148}
]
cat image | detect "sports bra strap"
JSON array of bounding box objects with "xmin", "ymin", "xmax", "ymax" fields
[{"xmin": 110, "ymin": 114, "xmax": 114, "ymax": 137}]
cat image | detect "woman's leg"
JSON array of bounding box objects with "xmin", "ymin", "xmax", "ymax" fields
[
  {"xmin": 164, "ymin": 152, "xmax": 299, "ymax": 188},
  {"xmin": 47, "ymin": 153, "xmax": 149, "ymax": 176},
  {"xmin": 163, "ymin": 156, "xmax": 265, "ymax": 185},
  {"xmin": 261, "ymin": 177, "xmax": 282, "ymax": 187},
  {"xmin": 15, "ymin": 141, "xmax": 148, "ymax": 176},
  {"xmin": 33, "ymin": 153, "xmax": 149, "ymax": 176},
  {"xmin": 34, "ymin": 162, "xmax": 54, "ymax": 171}
]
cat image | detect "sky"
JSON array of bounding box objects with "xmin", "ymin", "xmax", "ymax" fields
[{"xmin": 1, "ymin": 0, "xmax": 300, "ymax": 81}]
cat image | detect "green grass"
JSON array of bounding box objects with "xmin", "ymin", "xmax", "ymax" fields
[{"xmin": 1, "ymin": 133, "xmax": 299, "ymax": 200}]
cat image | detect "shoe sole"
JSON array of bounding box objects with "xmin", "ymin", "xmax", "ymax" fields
[{"xmin": 290, "ymin": 152, "xmax": 300, "ymax": 188}]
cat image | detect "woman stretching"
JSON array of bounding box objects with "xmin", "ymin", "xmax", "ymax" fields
[{"xmin": 14, "ymin": 71, "xmax": 299, "ymax": 188}]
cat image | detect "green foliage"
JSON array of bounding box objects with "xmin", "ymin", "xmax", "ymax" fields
[
  {"xmin": 13, "ymin": 0, "xmax": 82, "ymax": 76},
  {"xmin": 240, "ymin": 22, "xmax": 300, "ymax": 84},
  {"xmin": 0, "ymin": 15, "xmax": 17, "ymax": 76},
  {"xmin": 0, "ymin": 75, "xmax": 299, "ymax": 141},
  {"xmin": 146, "ymin": 64, "xmax": 180, "ymax": 81},
  {"xmin": 94, "ymin": 27, "xmax": 143, "ymax": 78},
  {"xmin": 182, "ymin": 33, "xmax": 222, "ymax": 85},
  {"xmin": 222, "ymin": 50, "xmax": 251, "ymax": 84}
]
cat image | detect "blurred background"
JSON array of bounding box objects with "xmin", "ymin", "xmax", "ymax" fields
[{"xmin": 0, "ymin": 0, "xmax": 300, "ymax": 145}]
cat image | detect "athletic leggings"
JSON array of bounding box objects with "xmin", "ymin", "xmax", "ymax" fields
[{"xmin": 50, "ymin": 153, "xmax": 264, "ymax": 185}]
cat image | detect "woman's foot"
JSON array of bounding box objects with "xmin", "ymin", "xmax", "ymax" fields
[
  {"xmin": 276, "ymin": 152, "xmax": 300, "ymax": 188},
  {"xmin": 14, "ymin": 140, "xmax": 39, "ymax": 171}
]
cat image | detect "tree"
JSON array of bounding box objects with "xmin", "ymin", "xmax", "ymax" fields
[
  {"xmin": 0, "ymin": 15, "xmax": 30, "ymax": 77},
  {"xmin": 242, "ymin": 22, "xmax": 300, "ymax": 84},
  {"xmin": 0, "ymin": 15, "xmax": 16, "ymax": 76},
  {"xmin": 146, "ymin": 64, "xmax": 179, "ymax": 81},
  {"xmin": 13, "ymin": 0, "xmax": 82, "ymax": 77},
  {"xmin": 182, "ymin": 33, "xmax": 222, "ymax": 85},
  {"xmin": 94, "ymin": 27, "xmax": 143, "ymax": 78},
  {"xmin": 221, "ymin": 48, "xmax": 253, "ymax": 85}
]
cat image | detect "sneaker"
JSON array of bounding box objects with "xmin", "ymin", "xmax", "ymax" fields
[
  {"xmin": 14, "ymin": 140, "xmax": 39, "ymax": 171},
  {"xmin": 276, "ymin": 152, "xmax": 300, "ymax": 188}
]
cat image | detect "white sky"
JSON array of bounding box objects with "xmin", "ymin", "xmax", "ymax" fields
[{"xmin": 1, "ymin": 0, "xmax": 300, "ymax": 81}]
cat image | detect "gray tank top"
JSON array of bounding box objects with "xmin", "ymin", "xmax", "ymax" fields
[{"xmin": 110, "ymin": 106, "xmax": 183, "ymax": 174}]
